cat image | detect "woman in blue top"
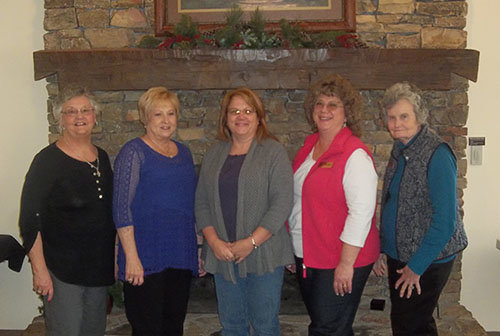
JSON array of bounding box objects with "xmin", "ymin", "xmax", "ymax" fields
[
  {"xmin": 374, "ymin": 82, "xmax": 467, "ymax": 336},
  {"xmin": 113, "ymin": 87, "xmax": 198, "ymax": 335}
]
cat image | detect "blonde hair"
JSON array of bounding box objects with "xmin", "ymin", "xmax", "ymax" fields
[{"xmin": 138, "ymin": 87, "xmax": 180, "ymax": 124}]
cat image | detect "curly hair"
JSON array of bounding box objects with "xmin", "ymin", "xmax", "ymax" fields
[
  {"xmin": 304, "ymin": 74, "xmax": 363, "ymax": 137},
  {"xmin": 53, "ymin": 87, "xmax": 98, "ymax": 133},
  {"xmin": 379, "ymin": 82, "xmax": 428, "ymax": 126},
  {"xmin": 217, "ymin": 87, "xmax": 278, "ymax": 142},
  {"xmin": 138, "ymin": 87, "xmax": 180, "ymax": 125}
]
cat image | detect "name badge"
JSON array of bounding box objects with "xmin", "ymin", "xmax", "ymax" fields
[{"xmin": 318, "ymin": 161, "xmax": 333, "ymax": 168}]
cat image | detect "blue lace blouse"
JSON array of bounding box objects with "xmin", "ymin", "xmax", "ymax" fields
[{"xmin": 113, "ymin": 138, "xmax": 198, "ymax": 280}]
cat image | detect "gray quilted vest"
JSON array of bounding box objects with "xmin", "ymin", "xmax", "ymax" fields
[{"xmin": 381, "ymin": 125, "xmax": 468, "ymax": 262}]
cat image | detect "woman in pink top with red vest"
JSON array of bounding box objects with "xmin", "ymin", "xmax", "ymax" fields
[{"xmin": 288, "ymin": 74, "xmax": 380, "ymax": 335}]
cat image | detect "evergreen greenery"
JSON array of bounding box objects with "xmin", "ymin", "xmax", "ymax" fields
[{"xmin": 147, "ymin": 5, "xmax": 363, "ymax": 50}]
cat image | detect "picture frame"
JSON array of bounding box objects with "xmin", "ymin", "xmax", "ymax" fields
[{"xmin": 154, "ymin": 0, "xmax": 355, "ymax": 36}]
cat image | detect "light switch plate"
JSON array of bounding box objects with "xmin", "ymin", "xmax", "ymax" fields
[{"xmin": 470, "ymin": 146, "xmax": 482, "ymax": 165}]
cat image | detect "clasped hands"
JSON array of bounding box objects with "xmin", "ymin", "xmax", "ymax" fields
[{"xmin": 210, "ymin": 237, "xmax": 254, "ymax": 264}]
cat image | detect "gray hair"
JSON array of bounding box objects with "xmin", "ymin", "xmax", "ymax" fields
[
  {"xmin": 53, "ymin": 87, "xmax": 98, "ymax": 132},
  {"xmin": 379, "ymin": 82, "xmax": 428, "ymax": 126}
]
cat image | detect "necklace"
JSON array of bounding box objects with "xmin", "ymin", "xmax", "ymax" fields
[
  {"xmin": 86, "ymin": 157, "xmax": 101, "ymax": 177},
  {"xmin": 63, "ymin": 137, "xmax": 102, "ymax": 177},
  {"xmin": 145, "ymin": 136, "xmax": 176, "ymax": 158}
]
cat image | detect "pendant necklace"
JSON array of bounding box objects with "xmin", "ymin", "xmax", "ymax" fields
[
  {"xmin": 147, "ymin": 136, "xmax": 175, "ymax": 158},
  {"xmin": 86, "ymin": 157, "xmax": 101, "ymax": 178},
  {"xmin": 63, "ymin": 137, "xmax": 101, "ymax": 177}
]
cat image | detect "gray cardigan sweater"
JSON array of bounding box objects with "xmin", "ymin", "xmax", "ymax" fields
[{"xmin": 195, "ymin": 138, "xmax": 294, "ymax": 282}]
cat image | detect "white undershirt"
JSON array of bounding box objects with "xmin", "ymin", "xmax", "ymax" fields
[{"xmin": 288, "ymin": 148, "xmax": 378, "ymax": 258}]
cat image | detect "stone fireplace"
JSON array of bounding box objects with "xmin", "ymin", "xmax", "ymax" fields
[{"xmin": 31, "ymin": 0, "xmax": 486, "ymax": 334}]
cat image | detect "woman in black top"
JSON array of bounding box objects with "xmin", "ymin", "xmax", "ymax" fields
[{"xmin": 19, "ymin": 88, "xmax": 115, "ymax": 336}]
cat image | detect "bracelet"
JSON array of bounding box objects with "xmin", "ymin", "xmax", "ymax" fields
[
  {"xmin": 250, "ymin": 235, "xmax": 258, "ymax": 249},
  {"xmin": 197, "ymin": 244, "xmax": 203, "ymax": 248}
]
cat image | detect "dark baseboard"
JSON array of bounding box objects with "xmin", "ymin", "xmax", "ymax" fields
[{"xmin": 0, "ymin": 331, "xmax": 23, "ymax": 336}]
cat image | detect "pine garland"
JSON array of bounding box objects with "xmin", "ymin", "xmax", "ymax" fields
[{"xmin": 153, "ymin": 5, "xmax": 365, "ymax": 50}]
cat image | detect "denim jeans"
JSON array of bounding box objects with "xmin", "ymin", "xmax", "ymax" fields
[
  {"xmin": 295, "ymin": 256, "xmax": 373, "ymax": 336},
  {"xmin": 214, "ymin": 265, "xmax": 284, "ymax": 336},
  {"xmin": 388, "ymin": 257, "xmax": 454, "ymax": 336}
]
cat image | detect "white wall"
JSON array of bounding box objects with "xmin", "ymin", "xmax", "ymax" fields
[
  {"xmin": 462, "ymin": 0, "xmax": 500, "ymax": 332},
  {"xmin": 0, "ymin": 1, "xmax": 47, "ymax": 330}
]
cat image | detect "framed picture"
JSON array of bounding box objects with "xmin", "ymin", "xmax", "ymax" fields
[{"xmin": 154, "ymin": 0, "xmax": 355, "ymax": 36}]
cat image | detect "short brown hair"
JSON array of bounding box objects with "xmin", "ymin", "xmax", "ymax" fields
[
  {"xmin": 304, "ymin": 74, "xmax": 363, "ymax": 137},
  {"xmin": 138, "ymin": 87, "xmax": 180, "ymax": 125},
  {"xmin": 217, "ymin": 87, "xmax": 278, "ymax": 142}
]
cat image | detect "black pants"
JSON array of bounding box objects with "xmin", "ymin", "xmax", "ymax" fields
[
  {"xmin": 295, "ymin": 256, "xmax": 373, "ymax": 336},
  {"xmin": 388, "ymin": 257, "xmax": 454, "ymax": 336},
  {"xmin": 123, "ymin": 268, "xmax": 192, "ymax": 336}
]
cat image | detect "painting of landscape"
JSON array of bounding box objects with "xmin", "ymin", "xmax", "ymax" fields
[
  {"xmin": 155, "ymin": 0, "xmax": 352, "ymax": 35},
  {"xmin": 179, "ymin": 0, "xmax": 330, "ymax": 11}
]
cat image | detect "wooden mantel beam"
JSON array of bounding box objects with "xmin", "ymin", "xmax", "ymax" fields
[{"xmin": 33, "ymin": 48, "xmax": 479, "ymax": 91}]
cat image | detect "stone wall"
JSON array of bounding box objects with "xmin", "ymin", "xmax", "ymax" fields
[
  {"xmin": 42, "ymin": 0, "xmax": 468, "ymax": 50},
  {"xmin": 357, "ymin": 0, "xmax": 467, "ymax": 48},
  {"xmin": 40, "ymin": 0, "xmax": 475, "ymax": 329}
]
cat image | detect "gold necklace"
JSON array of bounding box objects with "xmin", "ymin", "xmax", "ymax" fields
[{"xmin": 148, "ymin": 137, "xmax": 175, "ymax": 158}]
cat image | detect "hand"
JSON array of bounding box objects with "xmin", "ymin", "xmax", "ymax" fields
[
  {"xmin": 395, "ymin": 265, "xmax": 421, "ymax": 298},
  {"xmin": 285, "ymin": 264, "xmax": 297, "ymax": 274},
  {"xmin": 198, "ymin": 248, "xmax": 207, "ymax": 277},
  {"xmin": 373, "ymin": 254, "xmax": 387, "ymax": 277},
  {"xmin": 230, "ymin": 237, "xmax": 254, "ymax": 264},
  {"xmin": 334, "ymin": 262, "xmax": 353, "ymax": 296},
  {"xmin": 125, "ymin": 256, "xmax": 144, "ymax": 286},
  {"xmin": 208, "ymin": 238, "xmax": 235, "ymax": 262},
  {"xmin": 32, "ymin": 267, "xmax": 54, "ymax": 302}
]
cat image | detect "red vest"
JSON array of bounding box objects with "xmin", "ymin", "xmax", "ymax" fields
[{"xmin": 292, "ymin": 128, "xmax": 380, "ymax": 269}]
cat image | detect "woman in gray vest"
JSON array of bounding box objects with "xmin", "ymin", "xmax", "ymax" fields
[{"xmin": 374, "ymin": 82, "xmax": 467, "ymax": 335}]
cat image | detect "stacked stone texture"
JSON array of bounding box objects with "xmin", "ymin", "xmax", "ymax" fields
[
  {"xmin": 357, "ymin": 0, "xmax": 467, "ymax": 48},
  {"xmin": 39, "ymin": 0, "xmax": 484, "ymax": 334},
  {"xmin": 44, "ymin": 0, "xmax": 152, "ymax": 49}
]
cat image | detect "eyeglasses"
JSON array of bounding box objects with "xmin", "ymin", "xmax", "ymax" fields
[
  {"xmin": 62, "ymin": 107, "xmax": 95, "ymax": 116},
  {"xmin": 315, "ymin": 101, "xmax": 344, "ymax": 111},
  {"xmin": 228, "ymin": 108, "xmax": 255, "ymax": 116}
]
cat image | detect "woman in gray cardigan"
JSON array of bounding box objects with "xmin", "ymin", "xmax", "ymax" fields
[{"xmin": 195, "ymin": 87, "xmax": 294, "ymax": 336}]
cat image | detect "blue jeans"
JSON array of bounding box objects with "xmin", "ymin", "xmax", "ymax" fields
[
  {"xmin": 214, "ymin": 265, "xmax": 284, "ymax": 336},
  {"xmin": 295, "ymin": 257, "xmax": 373, "ymax": 336}
]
